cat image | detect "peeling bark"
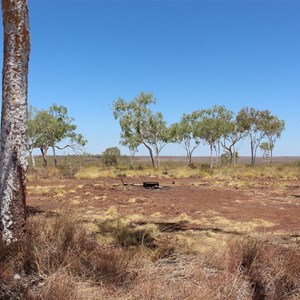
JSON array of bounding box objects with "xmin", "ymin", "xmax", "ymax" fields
[{"xmin": 0, "ymin": 0, "xmax": 30, "ymax": 244}]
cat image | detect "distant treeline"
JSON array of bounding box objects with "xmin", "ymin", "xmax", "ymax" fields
[{"xmin": 113, "ymin": 92, "xmax": 285, "ymax": 168}]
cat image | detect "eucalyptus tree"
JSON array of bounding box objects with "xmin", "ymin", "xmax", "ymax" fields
[
  {"xmin": 259, "ymin": 142, "xmax": 271, "ymax": 158},
  {"xmin": 27, "ymin": 105, "xmax": 86, "ymax": 166},
  {"xmin": 263, "ymin": 116, "xmax": 285, "ymax": 163},
  {"xmin": 27, "ymin": 106, "xmax": 43, "ymax": 168},
  {"xmin": 146, "ymin": 112, "xmax": 170, "ymax": 166},
  {"xmin": 28, "ymin": 109, "xmax": 56, "ymax": 166},
  {"xmin": 219, "ymin": 115, "xmax": 245, "ymax": 165},
  {"xmin": 120, "ymin": 133, "xmax": 139, "ymax": 166},
  {"xmin": 0, "ymin": 0, "xmax": 30, "ymax": 244},
  {"xmin": 47, "ymin": 104, "xmax": 86, "ymax": 166},
  {"xmin": 194, "ymin": 105, "xmax": 232, "ymax": 169},
  {"xmin": 113, "ymin": 92, "xmax": 169, "ymax": 168},
  {"xmin": 170, "ymin": 113, "xmax": 202, "ymax": 167},
  {"xmin": 236, "ymin": 107, "xmax": 278, "ymax": 165}
]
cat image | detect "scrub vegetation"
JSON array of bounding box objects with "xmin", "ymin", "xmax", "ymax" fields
[{"xmin": 2, "ymin": 158, "xmax": 300, "ymax": 299}]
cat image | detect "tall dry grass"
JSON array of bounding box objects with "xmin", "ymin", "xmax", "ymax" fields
[
  {"xmin": 1, "ymin": 214, "xmax": 299, "ymax": 299},
  {"xmin": 74, "ymin": 161, "xmax": 300, "ymax": 181},
  {"xmin": 0, "ymin": 215, "xmax": 135, "ymax": 299},
  {"xmin": 27, "ymin": 153, "xmax": 300, "ymax": 181}
]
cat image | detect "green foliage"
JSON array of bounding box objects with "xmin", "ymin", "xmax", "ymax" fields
[
  {"xmin": 264, "ymin": 116, "xmax": 285, "ymax": 159},
  {"xmin": 221, "ymin": 151, "xmax": 239, "ymax": 165},
  {"xmin": 259, "ymin": 142, "xmax": 271, "ymax": 157},
  {"xmin": 194, "ymin": 105, "xmax": 232, "ymax": 145},
  {"xmin": 113, "ymin": 92, "xmax": 170, "ymax": 167},
  {"xmin": 236, "ymin": 107, "xmax": 285, "ymax": 165},
  {"xmin": 101, "ymin": 147, "xmax": 121, "ymax": 166},
  {"xmin": 112, "ymin": 95, "xmax": 286, "ymax": 168},
  {"xmin": 27, "ymin": 104, "xmax": 87, "ymax": 164},
  {"xmin": 193, "ymin": 105, "xmax": 234, "ymax": 168},
  {"xmin": 56, "ymin": 155, "xmax": 86, "ymax": 177},
  {"xmin": 170, "ymin": 113, "xmax": 202, "ymax": 166}
]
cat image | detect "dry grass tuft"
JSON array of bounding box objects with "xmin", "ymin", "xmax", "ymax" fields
[
  {"xmin": 228, "ymin": 238, "xmax": 300, "ymax": 300},
  {"xmin": 97, "ymin": 218, "xmax": 157, "ymax": 248},
  {"xmin": 27, "ymin": 271, "xmax": 81, "ymax": 300},
  {"xmin": 27, "ymin": 166, "xmax": 62, "ymax": 181},
  {"xmin": 0, "ymin": 215, "xmax": 136, "ymax": 299}
]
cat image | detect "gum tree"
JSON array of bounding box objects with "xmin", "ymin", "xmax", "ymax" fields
[
  {"xmin": 113, "ymin": 92, "xmax": 169, "ymax": 168},
  {"xmin": 146, "ymin": 112, "xmax": 170, "ymax": 166},
  {"xmin": 47, "ymin": 104, "xmax": 86, "ymax": 166},
  {"xmin": 170, "ymin": 113, "xmax": 202, "ymax": 167},
  {"xmin": 28, "ymin": 104, "xmax": 86, "ymax": 166},
  {"xmin": 236, "ymin": 107, "xmax": 265, "ymax": 165},
  {"xmin": 120, "ymin": 133, "xmax": 139, "ymax": 166},
  {"xmin": 236, "ymin": 107, "xmax": 282, "ymax": 166},
  {"xmin": 0, "ymin": 0, "xmax": 30, "ymax": 244},
  {"xmin": 194, "ymin": 105, "xmax": 233, "ymax": 169},
  {"xmin": 259, "ymin": 142, "xmax": 271, "ymax": 158},
  {"xmin": 220, "ymin": 115, "xmax": 245, "ymax": 165},
  {"xmin": 27, "ymin": 109, "xmax": 56, "ymax": 167},
  {"xmin": 264, "ymin": 116, "xmax": 285, "ymax": 164}
]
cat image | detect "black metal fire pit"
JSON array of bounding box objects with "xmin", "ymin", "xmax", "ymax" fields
[{"xmin": 143, "ymin": 182, "xmax": 159, "ymax": 189}]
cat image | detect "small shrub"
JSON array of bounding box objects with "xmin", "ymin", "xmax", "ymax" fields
[
  {"xmin": 56, "ymin": 156, "xmax": 85, "ymax": 177},
  {"xmin": 101, "ymin": 147, "xmax": 121, "ymax": 166}
]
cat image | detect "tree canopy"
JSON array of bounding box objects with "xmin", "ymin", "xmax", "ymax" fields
[
  {"xmin": 113, "ymin": 92, "xmax": 170, "ymax": 167},
  {"xmin": 28, "ymin": 104, "xmax": 86, "ymax": 166},
  {"xmin": 113, "ymin": 93, "xmax": 285, "ymax": 167},
  {"xmin": 169, "ymin": 113, "xmax": 202, "ymax": 167},
  {"xmin": 236, "ymin": 107, "xmax": 284, "ymax": 165}
]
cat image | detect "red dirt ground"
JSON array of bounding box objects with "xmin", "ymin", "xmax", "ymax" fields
[{"xmin": 26, "ymin": 176, "xmax": 300, "ymax": 236}]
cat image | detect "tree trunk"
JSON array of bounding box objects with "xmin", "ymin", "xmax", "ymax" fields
[
  {"xmin": 233, "ymin": 145, "xmax": 237, "ymax": 165},
  {"xmin": 40, "ymin": 147, "xmax": 48, "ymax": 166},
  {"xmin": 270, "ymin": 147, "xmax": 273, "ymax": 165},
  {"xmin": 210, "ymin": 144, "xmax": 213, "ymax": 170},
  {"xmin": 143, "ymin": 142, "xmax": 155, "ymax": 168},
  {"xmin": 214, "ymin": 143, "xmax": 220, "ymax": 167},
  {"xmin": 229, "ymin": 148, "xmax": 233, "ymax": 165},
  {"xmin": 250, "ymin": 139, "xmax": 255, "ymax": 165},
  {"xmin": 29, "ymin": 148, "xmax": 36, "ymax": 169},
  {"xmin": 0, "ymin": 0, "xmax": 30, "ymax": 244},
  {"xmin": 186, "ymin": 150, "xmax": 193, "ymax": 167},
  {"xmin": 155, "ymin": 147, "xmax": 160, "ymax": 167},
  {"xmin": 52, "ymin": 146, "xmax": 57, "ymax": 166},
  {"xmin": 129, "ymin": 149, "xmax": 136, "ymax": 167}
]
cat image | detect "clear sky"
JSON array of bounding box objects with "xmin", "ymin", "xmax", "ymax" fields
[{"xmin": 1, "ymin": 0, "xmax": 300, "ymax": 156}]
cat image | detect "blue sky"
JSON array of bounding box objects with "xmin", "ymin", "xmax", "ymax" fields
[{"xmin": 1, "ymin": 0, "xmax": 300, "ymax": 156}]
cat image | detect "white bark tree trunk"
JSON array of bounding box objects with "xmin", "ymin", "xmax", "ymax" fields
[
  {"xmin": 28, "ymin": 147, "xmax": 36, "ymax": 168},
  {"xmin": 0, "ymin": 0, "xmax": 30, "ymax": 244},
  {"xmin": 52, "ymin": 146, "xmax": 57, "ymax": 166},
  {"xmin": 210, "ymin": 144, "xmax": 213, "ymax": 170}
]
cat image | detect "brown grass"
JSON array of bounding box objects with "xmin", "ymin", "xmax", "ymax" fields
[
  {"xmin": 1, "ymin": 214, "xmax": 300, "ymax": 299},
  {"xmin": 0, "ymin": 215, "xmax": 135, "ymax": 299},
  {"xmin": 228, "ymin": 238, "xmax": 300, "ymax": 300}
]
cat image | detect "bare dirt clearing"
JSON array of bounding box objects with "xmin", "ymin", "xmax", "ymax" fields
[{"xmin": 27, "ymin": 176, "xmax": 300, "ymax": 238}]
